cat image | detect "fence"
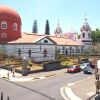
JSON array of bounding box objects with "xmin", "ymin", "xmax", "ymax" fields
[{"xmin": 1, "ymin": 92, "xmax": 9, "ymax": 100}]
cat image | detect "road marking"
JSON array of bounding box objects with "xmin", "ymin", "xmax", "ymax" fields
[
  {"xmin": 64, "ymin": 87, "xmax": 82, "ymax": 100},
  {"xmin": 67, "ymin": 76, "xmax": 94, "ymax": 87},
  {"xmin": 60, "ymin": 87, "xmax": 69, "ymax": 100},
  {"xmin": 67, "ymin": 83, "xmax": 75, "ymax": 86},
  {"xmin": 86, "ymin": 91, "xmax": 95, "ymax": 96}
]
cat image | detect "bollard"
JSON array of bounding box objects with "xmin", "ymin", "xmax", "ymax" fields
[{"xmin": 1, "ymin": 92, "xmax": 3, "ymax": 100}]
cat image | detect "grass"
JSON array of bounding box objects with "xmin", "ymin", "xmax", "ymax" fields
[{"xmin": 1, "ymin": 58, "xmax": 43, "ymax": 72}]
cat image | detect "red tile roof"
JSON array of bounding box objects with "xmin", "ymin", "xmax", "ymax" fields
[
  {"xmin": 9, "ymin": 32, "xmax": 46, "ymax": 43},
  {"xmin": 9, "ymin": 32, "xmax": 82, "ymax": 46},
  {"xmin": 49, "ymin": 36, "xmax": 82, "ymax": 46}
]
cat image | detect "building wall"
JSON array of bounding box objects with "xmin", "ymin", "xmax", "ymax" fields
[
  {"xmin": 57, "ymin": 45, "xmax": 83, "ymax": 55},
  {"xmin": 0, "ymin": 43, "xmax": 56, "ymax": 62}
]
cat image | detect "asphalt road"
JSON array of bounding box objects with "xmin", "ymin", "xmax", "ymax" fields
[{"xmin": 0, "ymin": 71, "xmax": 92, "ymax": 100}]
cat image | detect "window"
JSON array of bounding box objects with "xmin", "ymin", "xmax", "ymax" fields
[
  {"xmin": 18, "ymin": 49, "xmax": 21, "ymax": 56},
  {"xmin": 1, "ymin": 21, "xmax": 7, "ymax": 29},
  {"xmin": 44, "ymin": 40, "xmax": 48, "ymax": 43},
  {"xmin": 70, "ymin": 47, "xmax": 72, "ymax": 55},
  {"xmin": 13, "ymin": 23, "xmax": 17, "ymax": 30},
  {"xmin": 44, "ymin": 49, "xmax": 47, "ymax": 57},
  {"xmin": 82, "ymin": 33, "xmax": 85, "ymax": 38},
  {"xmin": 63, "ymin": 47, "xmax": 65, "ymax": 54},
  {"xmin": 66, "ymin": 49, "xmax": 68, "ymax": 55},
  {"xmin": 29, "ymin": 49, "xmax": 31, "ymax": 58},
  {"xmin": 76, "ymin": 47, "xmax": 78, "ymax": 53},
  {"xmin": 88, "ymin": 33, "xmax": 91, "ymax": 38}
]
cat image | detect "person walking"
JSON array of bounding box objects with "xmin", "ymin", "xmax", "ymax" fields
[{"xmin": 12, "ymin": 65, "xmax": 15, "ymax": 77}]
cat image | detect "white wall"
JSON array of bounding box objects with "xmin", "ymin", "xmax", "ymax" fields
[{"xmin": 0, "ymin": 44, "xmax": 56, "ymax": 62}]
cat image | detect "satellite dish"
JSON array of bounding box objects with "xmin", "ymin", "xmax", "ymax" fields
[{"xmin": 97, "ymin": 60, "xmax": 100, "ymax": 69}]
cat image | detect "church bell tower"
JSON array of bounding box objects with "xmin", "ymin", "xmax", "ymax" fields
[{"xmin": 80, "ymin": 16, "xmax": 92, "ymax": 51}]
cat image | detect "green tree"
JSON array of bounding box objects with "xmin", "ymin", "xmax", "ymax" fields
[
  {"xmin": 45, "ymin": 19, "xmax": 50, "ymax": 35},
  {"xmin": 91, "ymin": 28, "xmax": 100, "ymax": 53},
  {"xmin": 32, "ymin": 20, "xmax": 38, "ymax": 33},
  {"xmin": 91, "ymin": 28, "xmax": 100, "ymax": 42}
]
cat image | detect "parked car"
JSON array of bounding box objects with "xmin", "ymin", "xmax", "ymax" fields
[
  {"xmin": 83, "ymin": 63, "xmax": 93, "ymax": 74},
  {"xmin": 80, "ymin": 63, "xmax": 89, "ymax": 70},
  {"xmin": 67, "ymin": 65, "xmax": 81, "ymax": 73}
]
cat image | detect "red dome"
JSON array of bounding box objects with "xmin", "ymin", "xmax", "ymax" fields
[
  {"xmin": 0, "ymin": 6, "xmax": 22, "ymax": 43},
  {"xmin": 0, "ymin": 6, "xmax": 21, "ymax": 23}
]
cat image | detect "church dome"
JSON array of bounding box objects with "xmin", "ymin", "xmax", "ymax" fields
[
  {"xmin": 0, "ymin": 6, "xmax": 21, "ymax": 23},
  {"xmin": 0, "ymin": 6, "xmax": 22, "ymax": 43}
]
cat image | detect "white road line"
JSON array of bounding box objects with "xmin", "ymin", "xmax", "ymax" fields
[
  {"xmin": 60, "ymin": 87, "xmax": 69, "ymax": 100},
  {"xmin": 86, "ymin": 91, "xmax": 95, "ymax": 96},
  {"xmin": 67, "ymin": 83, "xmax": 75, "ymax": 86},
  {"xmin": 67, "ymin": 76, "xmax": 94, "ymax": 87},
  {"xmin": 65, "ymin": 87, "xmax": 82, "ymax": 100}
]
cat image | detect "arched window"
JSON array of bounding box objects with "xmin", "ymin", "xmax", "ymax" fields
[
  {"xmin": 1, "ymin": 21, "xmax": 7, "ymax": 29},
  {"xmin": 82, "ymin": 33, "xmax": 85, "ymax": 38},
  {"xmin": 13, "ymin": 23, "xmax": 17, "ymax": 30},
  {"xmin": 44, "ymin": 40, "xmax": 48, "ymax": 43}
]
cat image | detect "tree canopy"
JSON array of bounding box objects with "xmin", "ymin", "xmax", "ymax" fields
[
  {"xmin": 91, "ymin": 28, "xmax": 100, "ymax": 42},
  {"xmin": 32, "ymin": 20, "xmax": 38, "ymax": 33},
  {"xmin": 45, "ymin": 19, "xmax": 50, "ymax": 35}
]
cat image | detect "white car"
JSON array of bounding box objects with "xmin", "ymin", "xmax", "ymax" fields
[
  {"xmin": 83, "ymin": 63, "xmax": 93, "ymax": 74},
  {"xmin": 80, "ymin": 63, "xmax": 89, "ymax": 70}
]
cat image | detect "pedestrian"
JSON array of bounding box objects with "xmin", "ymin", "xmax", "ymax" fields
[
  {"xmin": 12, "ymin": 65, "xmax": 15, "ymax": 77},
  {"xmin": 10, "ymin": 65, "xmax": 14, "ymax": 73},
  {"xmin": 29, "ymin": 58, "xmax": 32, "ymax": 67},
  {"xmin": 7, "ymin": 71, "xmax": 10, "ymax": 79}
]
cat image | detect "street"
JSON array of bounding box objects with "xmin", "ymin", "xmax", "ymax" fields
[{"xmin": 0, "ymin": 71, "xmax": 91, "ymax": 100}]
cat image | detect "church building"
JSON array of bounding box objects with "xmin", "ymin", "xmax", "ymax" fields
[{"xmin": 0, "ymin": 6, "xmax": 92, "ymax": 62}]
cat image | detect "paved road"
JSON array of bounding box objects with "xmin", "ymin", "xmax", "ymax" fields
[{"xmin": 0, "ymin": 71, "xmax": 91, "ymax": 100}]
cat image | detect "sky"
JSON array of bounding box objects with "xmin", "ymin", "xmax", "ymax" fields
[{"xmin": 0, "ymin": 0, "xmax": 100, "ymax": 35}]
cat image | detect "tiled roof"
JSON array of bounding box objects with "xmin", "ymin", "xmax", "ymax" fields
[
  {"xmin": 49, "ymin": 36, "xmax": 82, "ymax": 46},
  {"xmin": 9, "ymin": 32, "xmax": 46, "ymax": 43},
  {"xmin": 9, "ymin": 32, "xmax": 82, "ymax": 46}
]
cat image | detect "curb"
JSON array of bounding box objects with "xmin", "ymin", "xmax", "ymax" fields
[{"xmin": 0, "ymin": 71, "xmax": 66, "ymax": 82}]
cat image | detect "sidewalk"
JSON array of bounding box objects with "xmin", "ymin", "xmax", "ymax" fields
[
  {"xmin": 0, "ymin": 68, "xmax": 67, "ymax": 82},
  {"xmin": 64, "ymin": 75, "xmax": 96, "ymax": 100}
]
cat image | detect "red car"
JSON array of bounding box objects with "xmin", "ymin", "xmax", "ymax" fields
[{"xmin": 67, "ymin": 65, "xmax": 81, "ymax": 73}]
